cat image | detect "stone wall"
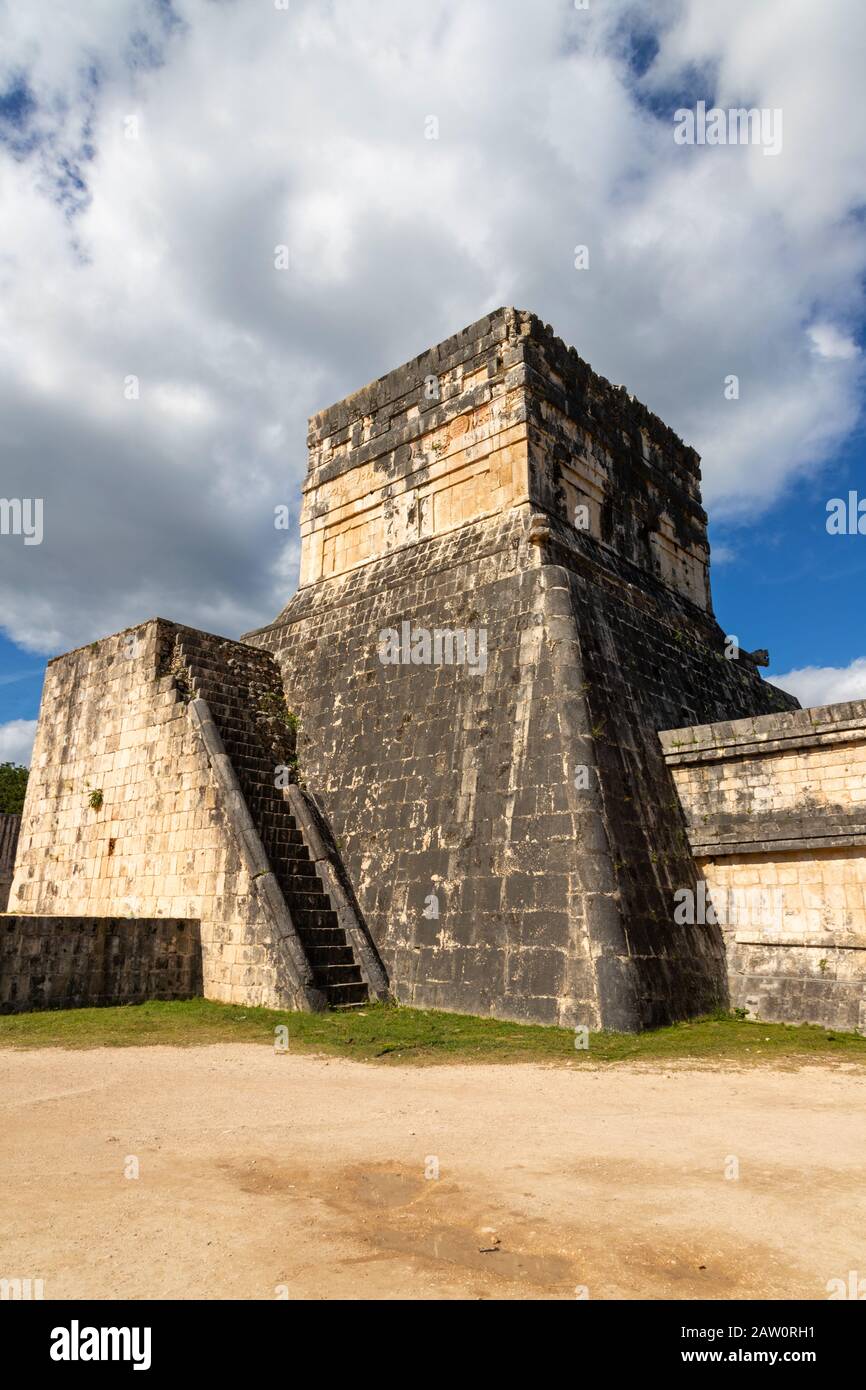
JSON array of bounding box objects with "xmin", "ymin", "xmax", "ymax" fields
[
  {"xmin": 0, "ymin": 916, "xmax": 201, "ymax": 1013},
  {"xmin": 247, "ymin": 308, "xmax": 797, "ymax": 1030},
  {"xmin": 298, "ymin": 306, "xmax": 710, "ymax": 609},
  {"xmin": 0, "ymin": 814, "xmax": 20, "ymax": 911},
  {"xmin": 8, "ymin": 620, "xmax": 317, "ymax": 1009},
  {"xmin": 660, "ymin": 702, "xmax": 866, "ymax": 1033}
]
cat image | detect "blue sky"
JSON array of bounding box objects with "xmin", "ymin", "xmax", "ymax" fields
[
  {"xmin": 0, "ymin": 637, "xmax": 45, "ymax": 723},
  {"xmin": 712, "ymin": 426, "xmax": 866, "ymax": 680},
  {"xmin": 1, "ymin": 0, "xmax": 865, "ymax": 762}
]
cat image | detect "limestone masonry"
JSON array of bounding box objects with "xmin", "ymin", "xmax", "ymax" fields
[
  {"xmin": 4, "ymin": 308, "xmax": 865, "ymax": 1032},
  {"xmin": 0, "ymin": 916, "xmax": 200, "ymax": 1013},
  {"xmin": 661, "ymin": 702, "xmax": 866, "ymax": 1034}
]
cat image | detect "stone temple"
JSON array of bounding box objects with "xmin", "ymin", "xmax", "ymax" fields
[{"xmin": 4, "ymin": 309, "xmax": 866, "ymax": 1033}]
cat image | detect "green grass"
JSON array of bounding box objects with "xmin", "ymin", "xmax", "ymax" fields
[{"xmin": 0, "ymin": 998, "xmax": 865, "ymax": 1066}]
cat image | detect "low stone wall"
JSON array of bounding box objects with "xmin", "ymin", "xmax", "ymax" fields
[
  {"xmin": 660, "ymin": 701, "xmax": 866, "ymax": 1033},
  {"xmin": 0, "ymin": 916, "xmax": 202, "ymax": 1013},
  {"xmin": 0, "ymin": 814, "xmax": 20, "ymax": 912}
]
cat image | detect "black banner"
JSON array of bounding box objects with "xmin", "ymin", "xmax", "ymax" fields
[{"xmin": 4, "ymin": 1297, "xmax": 861, "ymax": 1374}]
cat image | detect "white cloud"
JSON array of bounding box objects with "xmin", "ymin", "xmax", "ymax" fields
[
  {"xmin": 0, "ymin": 719, "xmax": 38, "ymax": 767},
  {"xmin": 768, "ymin": 658, "xmax": 866, "ymax": 709},
  {"xmin": 0, "ymin": 0, "xmax": 864, "ymax": 654},
  {"xmin": 809, "ymin": 323, "xmax": 860, "ymax": 362}
]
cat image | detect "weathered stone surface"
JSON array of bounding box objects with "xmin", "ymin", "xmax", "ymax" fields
[
  {"xmin": 246, "ymin": 308, "xmax": 796, "ymax": 1030},
  {"xmin": 9, "ymin": 618, "xmax": 377, "ymax": 1013},
  {"xmin": 0, "ymin": 915, "xmax": 200, "ymax": 1012},
  {"xmin": 0, "ymin": 814, "xmax": 20, "ymax": 912},
  {"xmin": 11, "ymin": 622, "xmax": 315, "ymax": 1009},
  {"xmin": 661, "ymin": 701, "xmax": 866, "ymax": 1032}
]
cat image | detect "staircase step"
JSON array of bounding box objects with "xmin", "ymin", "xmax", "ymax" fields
[
  {"xmin": 262, "ymin": 829, "xmax": 305, "ymax": 849},
  {"xmin": 307, "ymin": 944, "xmax": 355, "ymax": 968},
  {"xmin": 326, "ymin": 982, "xmax": 369, "ymax": 1006},
  {"xmin": 279, "ymin": 878, "xmax": 326, "ymax": 900},
  {"xmin": 301, "ymin": 925, "xmax": 348, "ymax": 948},
  {"xmin": 270, "ymin": 852, "xmax": 316, "ymax": 874},
  {"xmin": 319, "ymin": 964, "xmax": 364, "ymax": 985},
  {"xmin": 293, "ymin": 907, "xmax": 339, "ymax": 931},
  {"xmin": 273, "ymin": 863, "xmax": 316, "ymax": 886}
]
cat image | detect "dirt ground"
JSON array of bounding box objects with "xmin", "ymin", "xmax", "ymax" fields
[{"xmin": 2, "ymin": 1046, "xmax": 864, "ymax": 1300}]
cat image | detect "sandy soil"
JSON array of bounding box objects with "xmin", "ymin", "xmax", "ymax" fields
[{"xmin": 1, "ymin": 1046, "xmax": 864, "ymax": 1301}]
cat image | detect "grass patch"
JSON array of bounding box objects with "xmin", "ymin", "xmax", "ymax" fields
[{"xmin": 0, "ymin": 999, "xmax": 864, "ymax": 1066}]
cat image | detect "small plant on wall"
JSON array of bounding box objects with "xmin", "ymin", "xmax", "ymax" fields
[
  {"xmin": 258, "ymin": 689, "xmax": 298, "ymax": 732},
  {"xmin": 88, "ymin": 788, "xmax": 104, "ymax": 811},
  {"xmin": 259, "ymin": 690, "xmax": 301, "ymax": 777},
  {"xmin": 169, "ymin": 647, "xmax": 192, "ymax": 699}
]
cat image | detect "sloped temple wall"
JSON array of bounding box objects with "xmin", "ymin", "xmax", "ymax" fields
[
  {"xmin": 7, "ymin": 620, "xmax": 326, "ymax": 1010},
  {"xmin": 247, "ymin": 307, "xmax": 797, "ymax": 1030},
  {"xmin": 255, "ymin": 521, "xmax": 609, "ymax": 1027},
  {"xmin": 247, "ymin": 525, "xmax": 795, "ymax": 1030},
  {"xmin": 661, "ymin": 703, "xmax": 866, "ymax": 1033}
]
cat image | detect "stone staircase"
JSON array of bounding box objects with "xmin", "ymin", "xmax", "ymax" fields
[{"xmin": 171, "ymin": 628, "xmax": 369, "ymax": 1009}]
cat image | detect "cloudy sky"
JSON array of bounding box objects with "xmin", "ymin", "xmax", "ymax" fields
[{"xmin": 1, "ymin": 0, "xmax": 865, "ymax": 764}]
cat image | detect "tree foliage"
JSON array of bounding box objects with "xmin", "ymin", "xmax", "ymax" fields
[{"xmin": 0, "ymin": 763, "xmax": 29, "ymax": 815}]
